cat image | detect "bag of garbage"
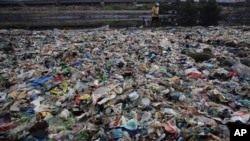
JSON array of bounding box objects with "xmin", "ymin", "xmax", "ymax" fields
[
  {"xmin": 160, "ymin": 38, "xmax": 171, "ymax": 49},
  {"xmin": 185, "ymin": 68, "xmax": 202, "ymax": 79},
  {"xmin": 232, "ymin": 61, "xmax": 250, "ymax": 79}
]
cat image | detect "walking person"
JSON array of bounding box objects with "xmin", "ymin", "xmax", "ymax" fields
[{"xmin": 151, "ymin": 2, "xmax": 160, "ymax": 27}]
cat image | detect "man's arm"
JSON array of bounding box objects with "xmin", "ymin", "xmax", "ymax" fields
[{"xmin": 155, "ymin": 7, "xmax": 159, "ymax": 15}]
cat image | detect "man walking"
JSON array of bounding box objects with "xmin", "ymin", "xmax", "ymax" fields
[{"xmin": 151, "ymin": 2, "xmax": 160, "ymax": 27}]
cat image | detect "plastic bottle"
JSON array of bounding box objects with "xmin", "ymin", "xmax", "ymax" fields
[{"xmin": 102, "ymin": 73, "xmax": 108, "ymax": 85}]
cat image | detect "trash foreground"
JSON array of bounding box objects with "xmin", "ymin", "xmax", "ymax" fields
[{"xmin": 0, "ymin": 26, "xmax": 250, "ymax": 141}]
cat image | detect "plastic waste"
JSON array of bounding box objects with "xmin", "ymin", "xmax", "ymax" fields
[
  {"xmin": 141, "ymin": 97, "xmax": 150, "ymax": 107},
  {"xmin": 232, "ymin": 61, "xmax": 250, "ymax": 79},
  {"xmin": 0, "ymin": 27, "xmax": 249, "ymax": 141},
  {"xmin": 0, "ymin": 93, "xmax": 7, "ymax": 101},
  {"xmin": 112, "ymin": 128, "xmax": 123, "ymax": 139},
  {"xmin": 185, "ymin": 68, "xmax": 202, "ymax": 79},
  {"xmin": 160, "ymin": 38, "xmax": 171, "ymax": 49},
  {"xmin": 128, "ymin": 91, "xmax": 139, "ymax": 101}
]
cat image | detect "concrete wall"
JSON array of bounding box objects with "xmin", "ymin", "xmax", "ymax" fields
[
  {"xmin": 0, "ymin": 0, "xmax": 176, "ymax": 5},
  {"xmin": 0, "ymin": 1, "xmax": 249, "ymax": 28}
]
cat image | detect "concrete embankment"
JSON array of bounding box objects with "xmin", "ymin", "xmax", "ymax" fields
[
  {"xmin": 0, "ymin": 9, "xmax": 176, "ymax": 29},
  {"xmin": 0, "ymin": 11, "xmax": 142, "ymax": 28},
  {"xmin": 0, "ymin": 5, "xmax": 249, "ymax": 29}
]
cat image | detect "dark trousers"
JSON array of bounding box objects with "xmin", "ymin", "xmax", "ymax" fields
[{"xmin": 151, "ymin": 17, "xmax": 159, "ymax": 27}]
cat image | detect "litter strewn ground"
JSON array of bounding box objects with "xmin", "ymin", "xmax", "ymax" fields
[{"xmin": 0, "ymin": 26, "xmax": 250, "ymax": 141}]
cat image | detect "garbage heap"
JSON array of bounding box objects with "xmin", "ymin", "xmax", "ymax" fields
[{"xmin": 0, "ymin": 26, "xmax": 250, "ymax": 141}]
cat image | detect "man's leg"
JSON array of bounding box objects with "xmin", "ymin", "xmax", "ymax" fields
[
  {"xmin": 151, "ymin": 17, "xmax": 155, "ymax": 27},
  {"xmin": 157, "ymin": 17, "xmax": 160, "ymax": 26}
]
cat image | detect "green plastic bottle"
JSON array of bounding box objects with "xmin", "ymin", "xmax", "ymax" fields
[{"xmin": 102, "ymin": 73, "xmax": 107, "ymax": 85}]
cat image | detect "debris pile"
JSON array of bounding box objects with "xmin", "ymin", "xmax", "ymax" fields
[{"xmin": 0, "ymin": 26, "xmax": 249, "ymax": 141}]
